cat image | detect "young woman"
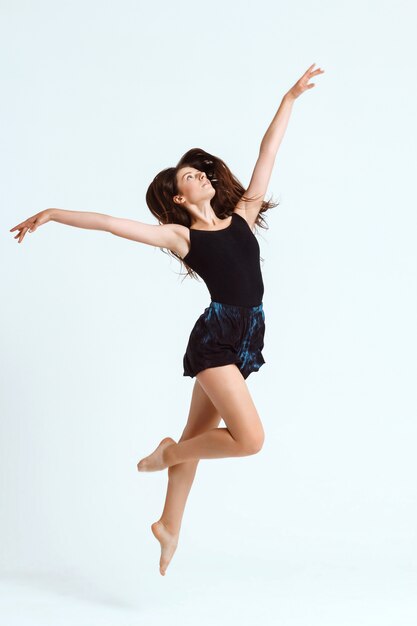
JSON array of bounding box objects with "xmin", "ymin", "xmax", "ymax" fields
[{"xmin": 10, "ymin": 63, "xmax": 324, "ymax": 576}]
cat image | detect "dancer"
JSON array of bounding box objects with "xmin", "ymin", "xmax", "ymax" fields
[{"xmin": 10, "ymin": 63, "xmax": 324, "ymax": 576}]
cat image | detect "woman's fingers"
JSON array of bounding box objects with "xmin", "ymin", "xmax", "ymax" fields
[
  {"xmin": 302, "ymin": 65, "xmax": 324, "ymax": 89},
  {"xmin": 10, "ymin": 221, "xmax": 31, "ymax": 233},
  {"xmin": 18, "ymin": 227, "xmax": 28, "ymax": 243},
  {"xmin": 10, "ymin": 216, "xmax": 39, "ymax": 243},
  {"xmin": 22, "ymin": 226, "xmax": 32, "ymax": 242},
  {"xmin": 304, "ymin": 63, "xmax": 324, "ymax": 78},
  {"xmin": 288, "ymin": 63, "xmax": 324, "ymax": 100},
  {"xmin": 12, "ymin": 224, "xmax": 31, "ymax": 243},
  {"xmin": 10, "ymin": 211, "xmax": 42, "ymax": 233}
]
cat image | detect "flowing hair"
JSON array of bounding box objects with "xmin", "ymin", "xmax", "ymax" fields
[{"xmin": 145, "ymin": 147, "xmax": 279, "ymax": 279}]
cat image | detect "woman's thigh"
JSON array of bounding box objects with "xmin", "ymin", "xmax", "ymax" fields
[
  {"xmin": 179, "ymin": 378, "xmax": 222, "ymax": 442},
  {"xmin": 196, "ymin": 364, "xmax": 265, "ymax": 449}
]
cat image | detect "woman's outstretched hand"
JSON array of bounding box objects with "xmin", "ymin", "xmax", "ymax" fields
[
  {"xmin": 10, "ymin": 209, "xmax": 52, "ymax": 244},
  {"xmin": 286, "ymin": 63, "xmax": 325, "ymax": 100}
]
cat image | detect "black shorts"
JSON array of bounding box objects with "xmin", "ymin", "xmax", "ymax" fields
[{"xmin": 183, "ymin": 300, "xmax": 266, "ymax": 380}]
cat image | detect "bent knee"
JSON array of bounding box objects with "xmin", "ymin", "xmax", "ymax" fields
[{"xmin": 241, "ymin": 431, "xmax": 265, "ymax": 455}]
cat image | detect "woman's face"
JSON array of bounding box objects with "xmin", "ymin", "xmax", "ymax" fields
[{"xmin": 175, "ymin": 167, "xmax": 214, "ymax": 205}]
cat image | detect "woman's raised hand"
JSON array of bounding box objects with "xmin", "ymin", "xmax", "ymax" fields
[
  {"xmin": 10, "ymin": 209, "xmax": 52, "ymax": 244},
  {"xmin": 286, "ymin": 63, "xmax": 325, "ymax": 100}
]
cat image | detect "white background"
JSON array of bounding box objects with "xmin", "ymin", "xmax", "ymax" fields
[{"xmin": 1, "ymin": 1, "xmax": 416, "ymax": 624}]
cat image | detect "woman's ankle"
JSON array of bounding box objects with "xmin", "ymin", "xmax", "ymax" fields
[
  {"xmin": 162, "ymin": 442, "xmax": 178, "ymax": 467},
  {"xmin": 159, "ymin": 518, "xmax": 180, "ymax": 536}
]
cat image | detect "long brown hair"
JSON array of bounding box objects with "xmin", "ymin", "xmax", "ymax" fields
[{"xmin": 145, "ymin": 147, "xmax": 279, "ymax": 279}]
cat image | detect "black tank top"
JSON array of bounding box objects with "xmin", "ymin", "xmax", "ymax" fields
[{"xmin": 182, "ymin": 212, "xmax": 264, "ymax": 307}]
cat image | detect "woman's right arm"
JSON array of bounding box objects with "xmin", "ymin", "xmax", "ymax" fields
[
  {"xmin": 10, "ymin": 208, "xmax": 185, "ymax": 256},
  {"xmin": 50, "ymin": 208, "xmax": 111, "ymax": 231},
  {"xmin": 10, "ymin": 208, "xmax": 110, "ymax": 243}
]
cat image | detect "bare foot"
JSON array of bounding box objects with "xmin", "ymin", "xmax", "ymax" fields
[
  {"xmin": 137, "ymin": 437, "xmax": 176, "ymax": 472},
  {"xmin": 151, "ymin": 520, "xmax": 179, "ymax": 576}
]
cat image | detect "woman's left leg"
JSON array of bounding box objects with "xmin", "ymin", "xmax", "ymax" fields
[{"xmin": 138, "ymin": 364, "xmax": 264, "ymax": 470}]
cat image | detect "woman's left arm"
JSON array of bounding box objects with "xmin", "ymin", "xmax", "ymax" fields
[{"xmin": 242, "ymin": 63, "xmax": 325, "ymax": 226}]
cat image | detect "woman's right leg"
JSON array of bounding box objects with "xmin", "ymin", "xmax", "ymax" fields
[
  {"xmin": 151, "ymin": 364, "xmax": 265, "ymax": 574},
  {"xmin": 159, "ymin": 378, "xmax": 222, "ymax": 535},
  {"xmin": 152, "ymin": 378, "xmax": 222, "ymax": 575}
]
